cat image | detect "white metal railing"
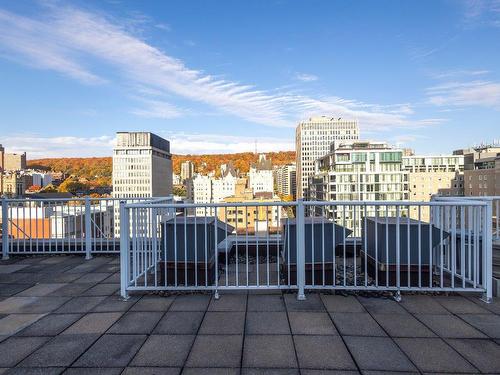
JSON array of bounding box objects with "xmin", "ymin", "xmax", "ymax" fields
[
  {"xmin": 0, "ymin": 197, "xmax": 172, "ymax": 259},
  {"xmin": 119, "ymin": 198, "xmax": 493, "ymax": 302},
  {"xmin": 432, "ymin": 196, "xmax": 500, "ymax": 241}
]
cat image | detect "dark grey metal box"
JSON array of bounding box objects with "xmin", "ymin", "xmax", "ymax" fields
[
  {"xmin": 362, "ymin": 217, "xmax": 448, "ymax": 266},
  {"xmin": 161, "ymin": 216, "xmax": 233, "ymax": 263},
  {"xmin": 282, "ymin": 217, "xmax": 352, "ymax": 264}
]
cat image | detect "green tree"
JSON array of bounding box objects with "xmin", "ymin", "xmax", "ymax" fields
[{"xmin": 173, "ymin": 185, "xmax": 187, "ymax": 197}]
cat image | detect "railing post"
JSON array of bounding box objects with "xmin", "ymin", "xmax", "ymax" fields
[
  {"xmin": 395, "ymin": 205, "xmax": 401, "ymax": 302},
  {"xmin": 296, "ymin": 198, "xmax": 306, "ymax": 300},
  {"xmin": 482, "ymin": 201, "xmax": 493, "ymax": 303},
  {"xmin": 214, "ymin": 206, "xmax": 219, "ymax": 300},
  {"xmin": 84, "ymin": 197, "xmax": 92, "ymax": 260},
  {"xmin": 120, "ymin": 201, "xmax": 130, "ymax": 300},
  {"xmin": 2, "ymin": 198, "xmax": 9, "ymax": 260}
]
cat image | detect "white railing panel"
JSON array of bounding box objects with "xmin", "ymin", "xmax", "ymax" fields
[{"xmin": 120, "ymin": 198, "xmax": 492, "ymax": 302}]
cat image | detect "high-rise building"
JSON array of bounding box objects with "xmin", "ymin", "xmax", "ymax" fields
[
  {"xmin": 274, "ymin": 163, "xmax": 297, "ymax": 198},
  {"xmin": 180, "ymin": 161, "xmax": 195, "ymax": 182},
  {"xmin": 112, "ymin": 132, "xmax": 173, "ymax": 199},
  {"xmin": 296, "ymin": 116, "xmax": 359, "ymax": 198},
  {"xmin": 112, "ymin": 132, "xmax": 172, "ymax": 235},
  {"xmin": 308, "ymin": 141, "xmax": 408, "ymax": 233},
  {"xmin": 249, "ymin": 154, "xmax": 274, "ymax": 194}
]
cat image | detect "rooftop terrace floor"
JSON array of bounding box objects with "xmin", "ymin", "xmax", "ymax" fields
[{"xmin": 1, "ymin": 255, "xmax": 500, "ymax": 374}]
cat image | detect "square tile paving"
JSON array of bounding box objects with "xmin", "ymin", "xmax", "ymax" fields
[
  {"xmin": 0, "ymin": 254, "xmax": 499, "ymax": 374},
  {"xmin": 245, "ymin": 311, "xmax": 290, "ymax": 334}
]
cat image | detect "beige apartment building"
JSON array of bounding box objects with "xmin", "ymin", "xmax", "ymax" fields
[
  {"xmin": 1, "ymin": 145, "xmax": 28, "ymax": 197},
  {"xmin": 1, "ymin": 172, "xmax": 28, "ymax": 198},
  {"xmin": 217, "ymin": 178, "xmax": 281, "ymax": 234},
  {"xmin": 0, "ymin": 144, "xmax": 27, "ymax": 171},
  {"xmin": 403, "ymin": 155, "xmax": 464, "ymax": 221}
]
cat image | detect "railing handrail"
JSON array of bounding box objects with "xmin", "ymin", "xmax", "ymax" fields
[
  {"xmin": 124, "ymin": 200, "xmax": 298, "ymax": 209},
  {"xmin": 433, "ymin": 195, "xmax": 500, "ymax": 200},
  {"xmin": 124, "ymin": 199, "xmax": 488, "ymax": 210},
  {"xmin": 2, "ymin": 196, "xmax": 171, "ymax": 203},
  {"xmin": 304, "ymin": 200, "xmax": 488, "ymax": 206}
]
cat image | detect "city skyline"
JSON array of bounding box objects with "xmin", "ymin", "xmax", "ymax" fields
[{"xmin": 0, "ymin": 0, "xmax": 499, "ymax": 158}]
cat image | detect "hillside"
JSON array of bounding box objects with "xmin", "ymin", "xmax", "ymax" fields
[{"xmin": 27, "ymin": 151, "xmax": 296, "ymax": 186}]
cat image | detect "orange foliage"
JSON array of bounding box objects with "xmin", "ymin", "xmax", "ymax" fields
[
  {"xmin": 27, "ymin": 185, "xmax": 42, "ymax": 192},
  {"xmin": 28, "ymin": 151, "xmax": 296, "ymax": 185},
  {"xmin": 28, "ymin": 157, "xmax": 112, "ymax": 187},
  {"xmin": 171, "ymin": 151, "xmax": 296, "ymax": 175}
]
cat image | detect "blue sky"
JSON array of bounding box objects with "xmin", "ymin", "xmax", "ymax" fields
[{"xmin": 0, "ymin": 0, "xmax": 499, "ymax": 158}]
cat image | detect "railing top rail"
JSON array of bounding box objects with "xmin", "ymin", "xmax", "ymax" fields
[
  {"xmin": 433, "ymin": 196, "xmax": 500, "ymax": 201},
  {"xmin": 2, "ymin": 196, "xmax": 171, "ymax": 203},
  {"xmin": 124, "ymin": 201, "xmax": 298, "ymax": 209},
  {"xmin": 123, "ymin": 199, "xmax": 489, "ymax": 209},
  {"xmin": 304, "ymin": 200, "xmax": 488, "ymax": 206}
]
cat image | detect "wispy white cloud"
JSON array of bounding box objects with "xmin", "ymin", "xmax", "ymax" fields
[
  {"xmin": 463, "ymin": 0, "xmax": 500, "ymax": 27},
  {"xmin": 388, "ymin": 133, "xmax": 430, "ymax": 146},
  {"xmin": 1, "ymin": 132, "xmax": 293, "ymax": 158},
  {"xmin": 429, "ymin": 69, "xmax": 490, "ymax": 80},
  {"xmin": 0, "ymin": 10, "xmax": 105, "ymax": 85},
  {"xmin": 0, "ymin": 5, "xmax": 441, "ymax": 131},
  {"xmin": 155, "ymin": 23, "xmax": 171, "ymax": 31},
  {"xmin": 427, "ymin": 80, "xmax": 500, "ymax": 109},
  {"xmin": 408, "ymin": 46, "xmax": 441, "ymax": 61},
  {"xmin": 130, "ymin": 98, "xmax": 183, "ymax": 119},
  {"xmin": 0, "ymin": 134, "xmax": 115, "ymax": 158},
  {"xmin": 295, "ymin": 72, "xmax": 318, "ymax": 82},
  {"xmin": 163, "ymin": 132, "xmax": 294, "ymax": 154}
]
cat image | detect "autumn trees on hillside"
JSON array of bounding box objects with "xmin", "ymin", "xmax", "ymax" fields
[{"xmin": 27, "ymin": 151, "xmax": 296, "ymax": 188}]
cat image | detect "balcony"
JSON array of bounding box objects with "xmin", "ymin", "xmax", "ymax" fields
[
  {"xmin": 1, "ymin": 196, "xmax": 498, "ymax": 301},
  {"xmin": 0, "ymin": 197, "xmax": 500, "ymax": 373}
]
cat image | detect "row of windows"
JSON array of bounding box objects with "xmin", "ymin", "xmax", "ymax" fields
[
  {"xmin": 226, "ymin": 217, "xmax": 278, "ymax": 224},
  {"xmin": 113, "ymin": 171, "xmax": 151, "ymax": 178},
  {"xmin": 113, "ymin": 186, "xmax": 151, "ymax": 192},
  {"xmin": 113, "ymin": 163, "xmax": 150, "ymax": 170},
  {"xmin": 114, "ymin": 149, "xmax": 151, "ymax": 155},
  {"xmin": 114, "ymin": 179, "xmax": 151, "ymax": 185}
]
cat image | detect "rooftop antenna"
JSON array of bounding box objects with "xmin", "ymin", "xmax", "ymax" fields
[{"xmin": 254, "ymin": 139, "xmax": 257, "ymax": 155}]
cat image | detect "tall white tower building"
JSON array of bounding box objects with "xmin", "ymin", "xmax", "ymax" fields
[
  {"xmin": 295, "ymin": 116, "xmax": 359, "ymax": 198},
  {"xmin": 112, "ymin": 132, "xmax": 172, "ymax": 235},
  {"xmin": 180, "ymin": 160, "xmax": 195, "ymax": 182},
  {"xmin": 112, "ymin": 132, "xmax": 173, "ymax": 199},
  {"xmin": 274, "ymin": 163, "xmax": 297, "ymax": 197}
]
